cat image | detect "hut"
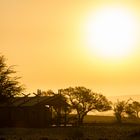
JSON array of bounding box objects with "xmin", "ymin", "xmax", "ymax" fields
[{"xmin": 0, "ymin": 94, "xmax": 69, "ymax": 127}]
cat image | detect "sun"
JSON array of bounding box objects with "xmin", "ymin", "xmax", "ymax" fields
[{"xmin": 84, "ymin": 6, "xmax": 138, "ymax": 59}]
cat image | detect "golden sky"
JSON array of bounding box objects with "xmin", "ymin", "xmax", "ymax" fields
[{"xmin": 1, "ymin": 0, "xmax": 140, "ymax": 96}]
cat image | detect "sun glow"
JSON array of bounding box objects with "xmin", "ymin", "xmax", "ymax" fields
[{"xmin": 84, "ymin": 6, "xmax": 139, "ymax": 59}]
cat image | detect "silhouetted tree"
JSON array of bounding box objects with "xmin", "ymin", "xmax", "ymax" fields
[
  {"xmin": 113, "ymin": 99, "xmax": 131, "ymax": 123},
  {"xmin": 125, "ymin": 101, "xmax": 140, "ymax": 118},
  {"xmin": 0, "ymin": 55, "xmax": 24, "ymax": 102},
  {"xmin": 33, "ymin": 89, "xmax": 55, "ymax": 96},
  {"xmin": 50, "ymin": 93, "xmax": 71, "ymax": 126},
  {"xmin": 60, "ymin": 86, "xmax": 111, "ymax": 125},
  {"xmin": 45, "ymin": 89, "xmax": 55, "ymax": 96},
  {"xmin": 33, "ymin": 88, "xmax": 71, "ymax": 125}
]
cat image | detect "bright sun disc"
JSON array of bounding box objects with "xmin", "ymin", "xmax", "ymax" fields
[{"xmin": 85, "ymin": 6, "xmax": 138, "ymax": 59}]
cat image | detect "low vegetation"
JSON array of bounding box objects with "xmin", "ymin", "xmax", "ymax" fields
[{"xmin": 0, "ymin": 124, "xmax": 140, "ymax": 140}]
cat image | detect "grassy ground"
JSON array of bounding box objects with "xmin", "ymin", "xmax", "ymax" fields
[
  {"xmin": 84, "ymin": 115, "xmax": 140, "ymax": 124},
  {"xmin": 84, "ymin": 115, "xmax": 116, "ymax": 123},
  {"xmin": 0, "ymin": 115, "xmax": 140, "ymax": 140},
  {"xmin": 0, "ymin": 124, "xmax": 140, "ymax": 140},
  {"xmin": 84, "ymin": 115, "xmax": 140, "ymax": 125}
]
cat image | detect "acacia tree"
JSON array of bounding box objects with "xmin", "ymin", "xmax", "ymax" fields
[
  {"xmin": 0, "ymin": 55, "xmax": 24, "ymax": 102},
  {"xmin": 113, "ymin": 100, "xmax": 126, "ymax": 123},
  {"xmin": 125, "ymin": 101, "xmax": 140, "ymax": 118},
  {"xmin": 60, "ymin": 86, "xmax": 111, "ymax": 125}
]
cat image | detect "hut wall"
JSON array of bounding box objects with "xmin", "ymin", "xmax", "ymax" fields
[{"xmin": 0, "ymin": 106, "xmax": 52, "ymax": 127}]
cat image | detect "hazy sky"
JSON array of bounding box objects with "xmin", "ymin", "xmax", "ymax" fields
[{"xmin": 1, "ymin": 0, "xmax": 140, "ymax": 96}]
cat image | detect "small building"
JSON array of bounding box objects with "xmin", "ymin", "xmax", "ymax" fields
[{"xmin": 0, "ymin": 94, "xmax": 69, "ymax": 127}]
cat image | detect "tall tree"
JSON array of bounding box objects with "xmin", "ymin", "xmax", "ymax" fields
[
  {"xmin": 113, "ymin": 99, "xmax": 131, "ymax": 123},
  {"xmin": 113, "ymin": 98, "xmax": 133, "ymax": 123},
  {"xmin": 114, "ymin": 100, "xmax": 126, "ymax": 123},
  {"xmin": 60, "ymin": 86, "xmax": 111, "ymax": 125},
  {"xmin": 0, "ymin": 55, "xmax": 24, "ymax": 102}
]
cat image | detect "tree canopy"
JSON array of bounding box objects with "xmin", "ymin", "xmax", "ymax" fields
[
  {"xmin": 60, "ymin": 86, "xmax": 111, "ymax": 124},
  {"xmin": 125, "ymin": 101, "xmax": 140, "ymax": 118},
  {"xmin": 113, "ymin": 100, "xmax": 127, "ymax": 123},
  {"xmin": 0, "ymin": 55, "xmax": 24, "ymax": 102}
]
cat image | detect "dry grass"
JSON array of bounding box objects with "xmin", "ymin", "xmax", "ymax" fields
[
  {"xmin": 84, "ymin": 115, "xmax": 116, "ymax": 123},
  {"xmin": 0, "ymin": 124, "xmax": 140, "ymax": 140},
  {"xmin": 0, "ymin": 115, "xmax": 140, "ymax": 140}
]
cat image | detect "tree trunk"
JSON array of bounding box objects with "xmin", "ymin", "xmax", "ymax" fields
[
  {"xmin": 115, "ymin": 113, "xmax": 122, "ymax": 123},
  {"xmin": 80, "ymin": 115, "xmax": 84, "ymax": 125},
  {"xmin": 64, "ymin": 110, "xmax": 67, "ymax": 126},
  {"xmin": 136, "ymin": 111, "xmax": 139, "ymax": 118},
  {"xmin": 77, "ymin": 114, "xmax": 81, "ymax": 125},
  {"xmin": 77, "ymin": 114, "xmax": 85, "ymax": 126}
]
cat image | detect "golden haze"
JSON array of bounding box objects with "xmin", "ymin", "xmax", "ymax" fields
[{"xmin": 0, "ymin": 0, "xmax": 140, "ymax": 96}]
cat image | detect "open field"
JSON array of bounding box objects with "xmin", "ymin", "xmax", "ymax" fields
[
  {"xmin": 84, "ymin": 115, "xmax": 116, "ymax": 124},
  {"xmin": 84, "ymin": 115, "xmax": 140, "ymax": 124},
  {"xmin": 1, "ymin": 115, "xmax": 140, "ymax": 140},
  {"xmin": 0, "ymin": 124, "xmax": 140, "ymax": 140},
  {"xmin": 0, "ymin": 115, "xmax": 140, "ymax": 140}
]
